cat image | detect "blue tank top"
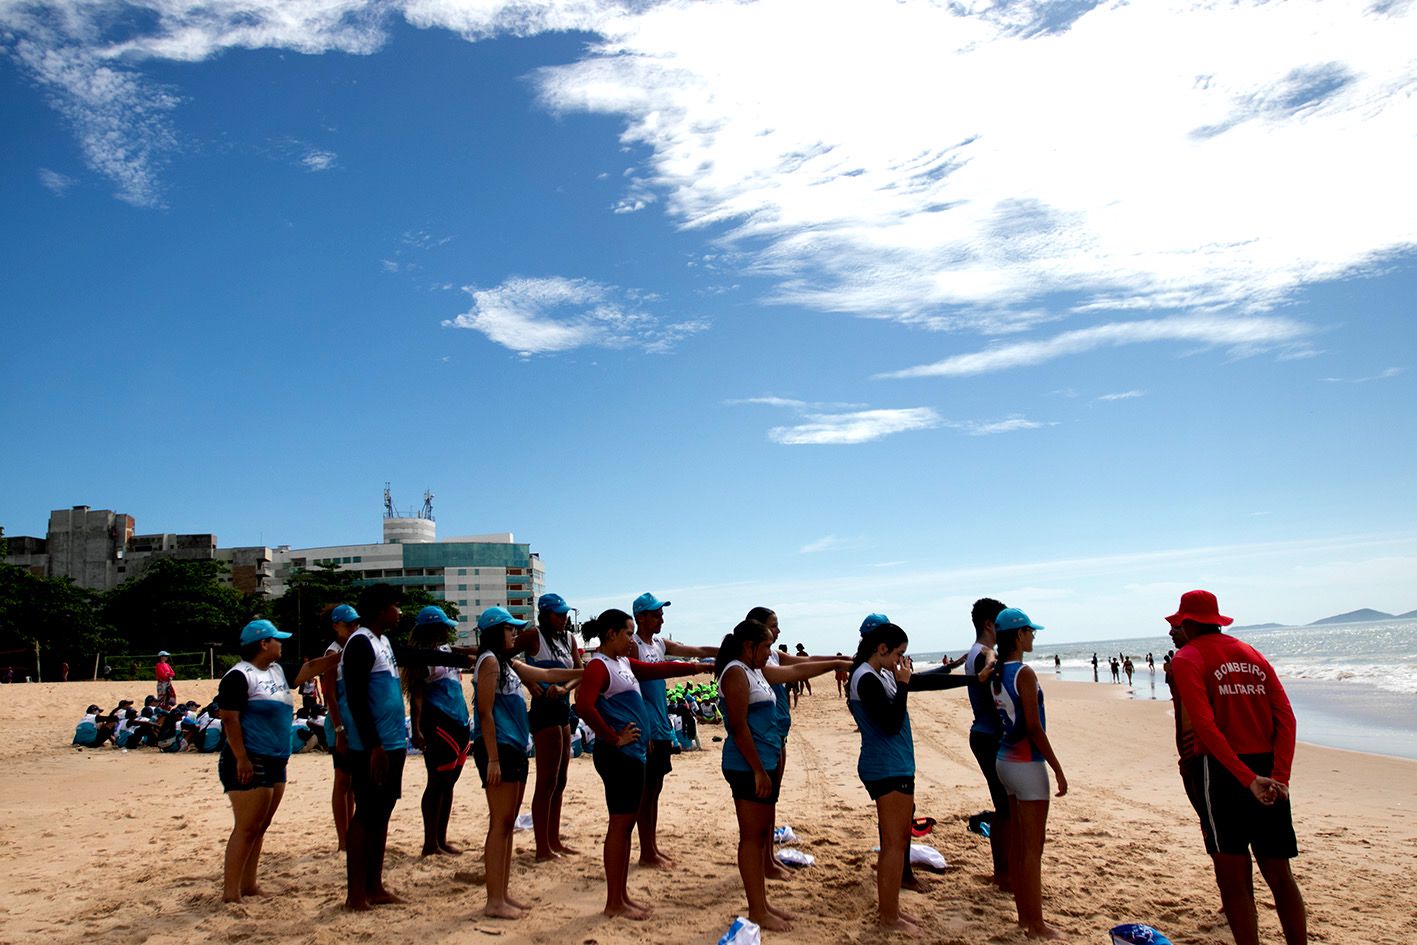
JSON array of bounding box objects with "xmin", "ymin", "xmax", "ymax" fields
[
  {"xmin": 529, "ymin": 628, "xmax": 574, "ymax": 709},
  {"xmin": 471, "ymin": 652, "xmax": 530, "ymax": 750},
  {"xmin": 336, "ymin": 629, "xmax": 407, "ymax": 751},
  {"xmin": 847, "ymin": 663, "xmax": 914, "ymax": 780},
  {"xmin": 423, "ymin": 648, "xmax": 469, "ymax": 727},
  {"xmin": 766, "ymin": 649, "xmax": 792, "ymax": 736},
  {"xmin": 720, "ymin": 661, "xmax": 781, "ymax": 772},
  {"xmin": 994, "ymin": 661, "xmax": 1045, "ymax": 762},
  {"xmin": 225, "ymin": 661, "xmax": 293, "ymax": 758},
  {"xmin": 590, "ymin": 653, "xmax": 652, "ymax": 763},
  {"xmin": 635, "ymin": 635, "xmax": 673, "ymax": 742}
]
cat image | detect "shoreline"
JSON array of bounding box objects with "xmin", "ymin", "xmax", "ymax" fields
[{"xmin": 2, "ymin": 678, "xmax": 1415, "ymax": 944}]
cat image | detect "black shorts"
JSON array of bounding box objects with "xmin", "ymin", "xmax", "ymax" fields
[
  {"xmin": 645, "ymin": 738, "xmax": 674, "ymax": 778},
  {"xmin": 348, "ymin": 748, "xmax": 406, "ymax": 817},
  {"xmin": 1200, "ymin": 753, "xmax": 1298, "ymax": 859},
  {"xmin": 724, "ymin": 767, "xmax": 781, "ymax": 805},
  {"xmin": 1179, "ymin": 755, "xmax": 1215, "ymax": 852},
  {"xmin": 331, "ymin": 743, "xmax": 354, "ymax": 774},
  {"xmin": 969, "ymin": 728, "xmax": 1011, "ymax": 819},
  {"xmin": 528, "ymin": 696, "xmax": 571, "ymax": 733},
  {"xmin": 862, "ymin": 775, "xmax": 915, "ymax": 800},
  {"xmin": 472, "ymin": 740, "xmax": 529, "ymax": 787},
  {"xmin": 218, "ymin": 748, "xmax": 288, "ymax": 793},
  {"xmin": 420, "ymin": 711, "xmax": 470, "ymax": 774},
  {"xmin": 593, "ymin": 746, "xmax": 646, "ymax": 815}
]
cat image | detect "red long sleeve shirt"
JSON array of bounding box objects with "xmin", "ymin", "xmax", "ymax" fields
[
  {"xmin": 575, "ymin": 656, "xmax": 698, "ymax": 742},
  {"xmin": 1171, "ymin": 632, "xmax": 1297, "ymax": 786}
]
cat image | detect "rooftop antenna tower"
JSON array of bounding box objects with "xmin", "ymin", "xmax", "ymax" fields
[
  {"xmin": 420, "ymin": 489, "xmax": 435, "ymax": 521},
  {"xmin": 383, "ymin": 482, "xmax": 396, "ymax": 519}
]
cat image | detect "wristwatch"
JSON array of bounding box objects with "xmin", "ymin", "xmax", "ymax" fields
[{"xmin": 334, "ymin": 724, "xmax": 346, "ymax": 734}]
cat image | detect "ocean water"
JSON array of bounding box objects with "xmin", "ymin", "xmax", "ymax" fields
[{"xmin": 916, "ymin": 619, "xmax": 1417, "ymax": 761}]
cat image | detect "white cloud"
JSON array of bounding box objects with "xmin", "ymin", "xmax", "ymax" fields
[
  {"xmin": 301, "ymin": 149, "xmax": 338, "ymax": 171},
  {"xmin": 879, "ymin": 314, "xmax": 1312, "ymax": 379},
  {"xmin": 799, "ymin": 535, "xmax": 848, "ymax": 554},
  {"xmin": 37, "ymin": 168, "xmax": 75, "ymax": 194},
  {"xmin": 442, "ymin": 275, "xmax": 707, "ymax": 356},
  {"xmin": 8, "ymin": 0, "xmax": 1417, "ymax": 351},
  {"xmin": 1320, "ymin": 367, "xmax": 1403, "ymax": 383},
  {"xmin": 768, "ymin": 407, "xmax": 941, "ymax": 445},
  {"xmin": 1097, "ymin": 389, "xmax": 1146, "ymax": 401},
  {"xmin": 725, "ymin": 395, "xmax": 868, "ymax": 410},
  {"xmin": 530, "ymin": 0, "xmax": 1417, "ymax": 328},
  {"xmin": 947, "ymin": 417, "xmax": 1048, "ymax": 436}
]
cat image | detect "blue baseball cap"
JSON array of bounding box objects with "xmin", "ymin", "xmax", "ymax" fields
[
  {"xmin": 240, "ymin": 619, "xmax": 292, "ymax": 646},
  {"xmin": 330, "ymin": 604, "xmax": 360, "ymax": 624},
  {"xmin": 632, "ymin": 592, "xmax": 671, "ymax": 614},
  {"xmin": 415, "ymin": 605, "xmax": 458, "ymax": 628},
  {"xmin": 157, "ymin": 650, "xmax": 170, "ymax": 657},
  {"xmin": 859, "ymin": 613, "xmax": 891, "ymax": 635},
  {"xmin": 538, "ymin": 592, "xmax": 571, "ymax": 614},
  {"xmin": 995, "ymin": 608, "xmax": 1043, "ymax": 632},
  {"xmin": 477, "ymin": 606, "xmax": 528, "ymax": 631}
]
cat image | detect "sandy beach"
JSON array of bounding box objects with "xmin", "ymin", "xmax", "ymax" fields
[{"xmin": 1, "ymin": 676, "xmax": 1413, "ymax": 945}]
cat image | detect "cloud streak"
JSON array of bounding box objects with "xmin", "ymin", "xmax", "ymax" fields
[
  {"xmin": 442, "ymin": 276, "xmax": 707, "ymax": 356},
  {"xmin": 768, "ymin": 407, "xmax": 941, "ymax": 445},
  {"xmin": 879, "ymin": 314, "xmax": 1312, "ymax": 379}
]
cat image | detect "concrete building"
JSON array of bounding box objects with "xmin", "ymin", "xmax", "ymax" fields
[{"xmin": 271, "ymin": 516, "xmax": 544, "ymax": 644}]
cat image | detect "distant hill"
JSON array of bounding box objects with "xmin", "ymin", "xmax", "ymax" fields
[
  {"xmin": 1399, "ymin": 609, "xmax": 1417, "ymax": 619},
  {"xmin": 1232, "ymin": 622, "xmax": 1285, "ymax": 631},
  {"xmin": 1309, "ymin": 608, "xmax": 1396, "ymax": 626}
]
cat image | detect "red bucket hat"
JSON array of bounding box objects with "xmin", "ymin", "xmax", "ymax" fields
[{"xmin": 1166, "ymin": 589, "xmax": 1233, "ymax": 627}]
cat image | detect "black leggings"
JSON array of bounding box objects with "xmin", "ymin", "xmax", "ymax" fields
[{"xmin": 969, "ymin": 728, "xmax": 1010, "ymax": 878}]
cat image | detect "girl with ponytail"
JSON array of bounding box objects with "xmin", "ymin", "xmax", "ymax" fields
[{"xmin": 716, "ymin": 618, "xmax": 847, "ymax": 932}]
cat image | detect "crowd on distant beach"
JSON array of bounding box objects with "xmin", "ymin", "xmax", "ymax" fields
[{"xmin": 70, "ymin": 586, "xmax": 1306, "ymax": 944}]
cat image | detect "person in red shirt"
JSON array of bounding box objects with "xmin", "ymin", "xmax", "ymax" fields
[
  {"xmin": 155, "ymin": 651, "xmax": 177, "ymax": 708},
  {"xmin": 1167, "ymin": 590, "xmax": 1307, "ymax": 945}
]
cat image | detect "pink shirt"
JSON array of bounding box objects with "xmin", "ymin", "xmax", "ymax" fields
[{"xmin": 155, "ymin": 662, "xmax": 175, "ymax": 682}]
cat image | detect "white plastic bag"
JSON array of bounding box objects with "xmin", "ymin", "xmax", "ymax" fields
[
  {"xmin": 909, "ymin": 843, "xmax": 947, "ymax": 871},
  {"xmin": 773, "ymin": 824, "xmax": 799, "ymax": 845},
  {"xmin": 717, "ymin": 916, "xmax": 762, "ymax": 945},
  {"xmin": 775, "ymin": 848, "xmax": 815, "ymax": 868},
  {"xmin": 514, "ymin": 812, "xmax": 533, "ymax": 831}
]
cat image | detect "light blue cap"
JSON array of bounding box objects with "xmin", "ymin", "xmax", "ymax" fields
[
  {"xmin": 632, "ymin": 592, "xmax": 671, "ymax": 614},
  {"xmin": 330, "ymin": 604, "xmax": 360, "ymax": 624},
  {"xmin": 859, "ymin": 613, "xmax": 891, "ymax": 635},
  {"xmin": 538, "ymin": 592, "xmax": 571, "ymax": 614},
  {"xmin": 477, "ymin": 606, "xmax": 528, "ymax": 631},
  {"xmin": 995, "ymin": 608, "xmax": 1044, "ymax": 632},
  {"xmin": 415, "ymin": 605, "xmax": 458, "ymax": 628},
  {"xmin": 157, "ymin": 650, "xmax": 171, "ymax": 657},
  {"xmin": 240, "ymin": 619, "xmax": 291, "ymax": 646}
]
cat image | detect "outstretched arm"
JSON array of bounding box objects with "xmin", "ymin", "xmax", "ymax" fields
[
  {"xmin": 509, "ymin": 661, "xmax": 582, "ymax": 685},
  {"xmin": 763, "ymin": 659, "xmax": 850, "ymax": 686},
  {"xmin": 628, "ymin": 657, "xmax": 710, "ymax": 681},
  {"xmin": 663, "ymin": 640, "xmax": 718, "ymax": 659}
]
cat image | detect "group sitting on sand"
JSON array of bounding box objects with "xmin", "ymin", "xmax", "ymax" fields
[{"xmin": 124, "ymin": 585, "xmax": 1306, "ymax": 943}]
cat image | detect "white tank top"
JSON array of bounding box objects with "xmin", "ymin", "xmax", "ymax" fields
[{"xmin": 722, "ymin": 659, "xmax": 775, "ymax": 705}]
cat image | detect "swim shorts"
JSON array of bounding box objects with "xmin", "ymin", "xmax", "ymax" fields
[
  {"xmin": 1179, "ymin": 755, "xmax": 1217, "ymax": 853},
  {"xmin": 348, "ymin": 748, "xmax": 407, "ymax": 816},
  {"xmin": 218, "ymin": 749, "xmax": 288, "ymax": 793},
  {"xmin": 1200, "ymin": 753, "xmax": 1298, "ymax": 859},
  {"xmin": 420, "ymin": 711, "xmax": 470, "ymax": 774},
  {"xmin": 528, "ymin": 695, "xmax": 572, "ymax": 733},
  {"xmin": 996, "ymin": 758, "xmax": 1050, "ymax": 801},
  {"xmin": 472, "ymin": 740, "xmax": 529, "ymax": 787},
  {"xmin": 645, "ymin": 738, "xmax": 674, "ymax": 777},
  {"xmin": 861, "ymin": 775, "xmax": 915, "ymax": 800},
  {"xmin": 593, "ymin": 747, "xmax": 646, "ymax": 815},
  {"xmin": 724, "ymin": 767, "xmax": 781, "ymax": 805}
]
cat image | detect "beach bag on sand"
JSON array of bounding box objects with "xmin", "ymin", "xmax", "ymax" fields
[
  {"xmin": 72, "ymin": 721, "xmax": 99, "ymax": 747},
  {"xmin": 773, "ymin": 825, "xmax": 800, "ymax": 845},
  {"xmin": 776, "ymin": 849, "xmax": 815, "ymax": 868},
  {"xmin": 1110, "ymin": 924, "xmax": 1173, "ymax": 945},
  {"xmin": 717, "ymin": 916, "xmax": 761, "ymax": 945}
]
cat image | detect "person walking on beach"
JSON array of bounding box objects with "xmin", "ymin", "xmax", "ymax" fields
[
  {"xmin": 716, "ymin": 618, "xmax": 848, "ymax": 931},
  {"xmin": 471, "ymin": 606, "xmax": 582, "ymax": 919},
  {"xmin": 1167, "ymin": 590, "xmax": 1306, "ymax": 945},
  {"xmin": 964, "ymin": 597, "xmax": 1013, "ymax": 891},
  {"xmin": 575, "ymin": 609, "xmax": 709, "ymax": 919},
  {"xmin": 1110, "ymin": 657, "xmax": 1121, "ymax": 683},
  {"xmin": 155, "ymin": 651, "xmax": 177, "ymax": 708},
  {"xmin": 525, "ymin": 593, "xmax": 583, "ymax": 862},
  {"xmin": 1123, "ymin": 656, "xmax": 1134, "ymax": 686},
  {"xmin": 1091, "ymin": 652, "xmax": 1099, "ymax": 682},
  {"xmin": 992, "ymin": 608, "xmax": 1067, "ymax": 940},
  {"xmin": 629, "ymin": 593, "xmax": 717, "ymax": 869}
]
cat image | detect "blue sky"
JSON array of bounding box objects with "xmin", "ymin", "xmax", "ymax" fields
[{"xmin": 3, "ymin": 0, "xmax": 1416, "ymax": 654}]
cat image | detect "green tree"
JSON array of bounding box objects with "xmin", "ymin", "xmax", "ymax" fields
[
  {"xmin": 0, "ymin": 563, "xmax": 108, "ymax": 680},
  {"xmin": 266, "ymin": 563, "xmax": 360, "ymax": 661},
  {"xmin": 100, "ymin": 557, "xmax": 246, "ymax": 668}
]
